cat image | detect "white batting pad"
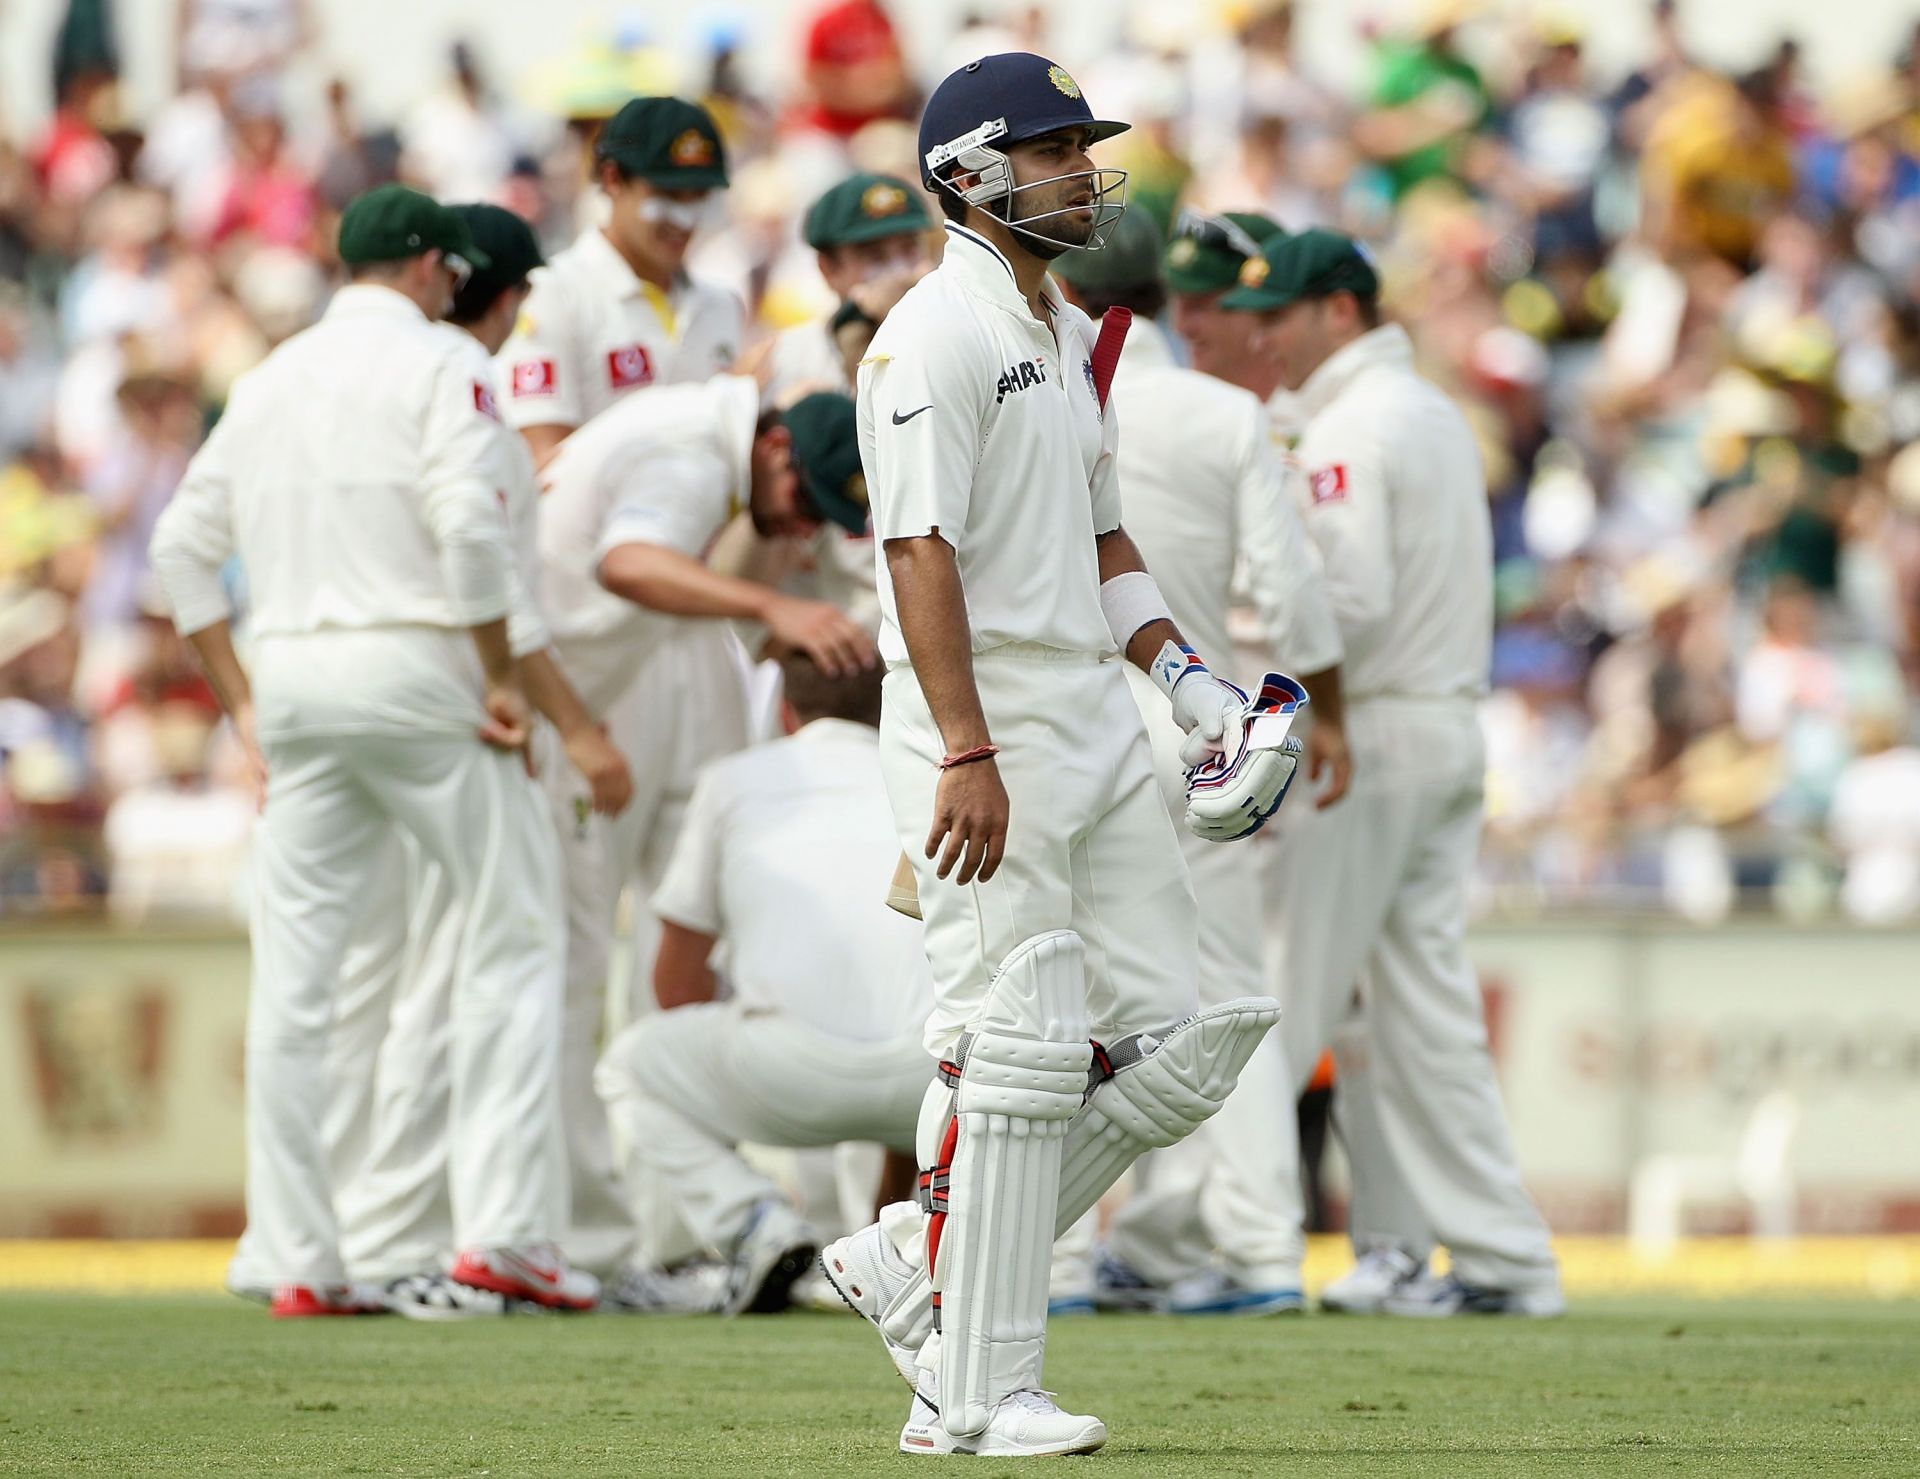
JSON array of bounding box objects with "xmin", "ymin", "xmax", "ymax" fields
[{"xmin": 927, "ymin": 931, "xmax": 1091, "ymax": 1438}]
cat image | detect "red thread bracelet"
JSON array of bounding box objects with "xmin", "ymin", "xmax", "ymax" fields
[{"xmin": 939, "ymin": 743, "xmax": 1001, "ymax": 770}]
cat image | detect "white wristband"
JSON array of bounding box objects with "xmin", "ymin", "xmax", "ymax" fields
[{"xmin": 1099, "ymin": 569, "xmax": 1172, "ymax": 651}]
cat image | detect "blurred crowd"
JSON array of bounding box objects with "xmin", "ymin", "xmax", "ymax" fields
[{"xmin": 3, "ymin": 0, "xmax": 1919, "ymax": 922}]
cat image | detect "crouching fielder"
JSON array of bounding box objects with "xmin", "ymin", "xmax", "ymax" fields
[{"xmin": 820, "ymin": 53, "xmax": 1289, "ymax": 1458}]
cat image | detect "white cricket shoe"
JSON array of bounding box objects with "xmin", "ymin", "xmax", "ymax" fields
[
  {"xmin": 721, "ymin": 1200, "xmax": 816, "ymax": 1316},
  {"xmin": 819, "ymin": 1221, "xmax": 922, "ymax": 1386},
  {"xmin": 1166, "ymin": 1267, "xmax": 1304, "ymax": 1316},
  {"xmin": 602, "ymin": 1260, "xmax": 725, "ymax": 1315},
  {"xmin": 448, "ymin": 1243, "xmax": 599, "ymax": 1311},
  {"xmin": 899, "ymin": 1372, "xmax": 1106, "ymax": 1458},
  {"xmin": 1320, "ymin": 1247, "xmax": 1426, "ymax": 1314},
  {"xmin": 1383, "ymin": 1271, "xmax": 1566, "ymax": 1318},
  {"xmin": 384, "ymin": 1271, "xmax": 515, "ymax": 1321}
]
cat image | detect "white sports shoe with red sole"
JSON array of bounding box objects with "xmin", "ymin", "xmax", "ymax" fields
[{"xmin": 448, "ymin": 1245, "xmax": 599, "ymax": 1311}]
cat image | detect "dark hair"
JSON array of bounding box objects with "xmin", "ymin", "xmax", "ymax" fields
[
  {"xmin": 1068, "ymin": 280, "xmax": 1167, "ymax": 322},
  {"xmin": 778, "ymin": 645, "xmax": 883, "ymax": 727},
  {"xmin": 1352, "ymin": 291, "xmax": 1382, "ymax": 329},
  {"xmin": 935, "ymin": 180, "xmax": 969, "ymax": 224},
  {"xmin": 448, "ymin": 275, "xmax": 525, "ymax": 326}
]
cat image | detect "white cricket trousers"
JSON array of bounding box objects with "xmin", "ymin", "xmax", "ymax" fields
[
  {"xmin": 596, "ymin": 1003, "xmax": 929, "ymax": 1253},
  {"xmin": 880, "ymin": 648, "xmax": 1198, "ymax": 1058},
  {"xmin": 540, "ymin": 621, "xmax": 753, "ymax": 1274},
  {"xmin": 1102, "ymin": 667, "xmax": 1305, "ymax": 1286},
  {"xmin": 244, "ymin": 725, "xmax": 565, "ymax": 1286},
  {"xmin": 1270, "ymin": 698, "xmax": 1557, "ymax": 1291}
]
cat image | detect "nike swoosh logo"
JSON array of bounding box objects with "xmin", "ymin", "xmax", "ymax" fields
[{"xmin": 892, "ymin": 406, "xmax": 932, "ymax": 425}]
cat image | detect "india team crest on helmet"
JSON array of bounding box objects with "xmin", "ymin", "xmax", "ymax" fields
[
  {"xmin": 1048, "ymin": 65, "xmax": 1082, "ymax": 99},
  {"xmin": 860, "ymin": 182, "xmax": 909, "ymax": 218},
  {"xmin": 670, "ymin": 128, "xmax": 715, "ymax": 166}
]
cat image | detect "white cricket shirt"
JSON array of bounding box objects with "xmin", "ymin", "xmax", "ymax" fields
[
  {"xmin": 536, "ymin": 375, "xmax": 758, "ymax": 714},
  {"xmin": 1108, "ymin": 322, "xmax": 1341, "ymax": 677},
  {"xmin": 764, "ymin": 316, "xmax": 847, "ymax": 402},
  {"xmin": 150, "ymin": 284, "xmax": 514, "ymax": 738},
  {"xmin": 855, "ymin": 223, "xmax": 1119, "ymax": 666},
  {"xmin": 497, "ymin": 228, "xmax": 744, "ymax": 430},
  {"xmin": 1291, "ymin": 324, "xmax": 1493, "ymax": 703},
  {"xmin": 651, "ymin": 717, "xmax": 933, "ymax": 1043},
  {"xmin": 436, "ymin": 323, "xmax": 548, "ymax": 659}
]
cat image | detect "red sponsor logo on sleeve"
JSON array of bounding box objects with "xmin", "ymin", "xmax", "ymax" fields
[
  {"xmin": 606, "ymin": 344, "xmax": 654, "ymax": 391},
  {"xmin": 473, "ymin": 380, "xmax": 500, "ymax": 420},
  {"xmin": 1308, "ymin": 464, "xmax": 1348, "ymax": 505},
  {"xmin": 511, "ymin": 358, "xmax": 557, "ymax": 397}
]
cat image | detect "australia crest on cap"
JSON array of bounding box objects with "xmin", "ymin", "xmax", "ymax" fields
[
  {"xmin": 1048, "ymin": 65, "xmax": 1082, "ymax": 99},
  {"xmin": 1168, "ymin": 237, "xmax": 1199, "ymax": 268},
  {"xmin": 846, "ymin": 471, "xmax": 869, "ymax": 507},
  {"xmin": 671, "ymin": 128, "xmax": 715, "ymax": 166},
  {"xmin": 861, "ymin": 182, "xmax": 909, "ymax": 218},
  {"xmin": 1239, "ymin": 255, "xmax": 1271, "ymax": 288}
]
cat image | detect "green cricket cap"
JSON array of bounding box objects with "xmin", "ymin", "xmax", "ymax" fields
[
  {"xmin": 448, "ymin": 203, "xmax": 543, "ymax": 317},
  {"xmin": 803, "ymin": 173, "xmax": 931, "ymax": 250},
  {"xmin": 1052, "ymin": 208, "xmax": 1164, "ymax": 293},
  {"xmin": 782, "ymin": 392, "xmax": 868, "ymax": 534},
  {"xmin": 1220, "ymin": 227, "xmax": 1380, "ymax": 311},
  {"xmin": 595, "ymin": 96, "xmax": 729, "ymax": 189},
  {"xmin": 1164, "ymin": 210, "xmax": 1284, "ymax": 294},
  {"xmin": 338, "ymin": 184, "xmax": 490, "ymax": 268}
]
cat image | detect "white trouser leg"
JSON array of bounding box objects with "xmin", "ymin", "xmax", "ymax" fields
[
  {"xmin": 538, "ymin": 709, "xmax": 647, "ymax": 1275},
  {"xmin": 323, "ymin": 833, "xmax": 408, "ymax": 1198},
  {"xmin": 1361, "ymin": 758, "xmax": 1557, "ymax": 1291},
  {"xmin": 338, "ymin": 841, "xmax": 466, "ymax": 1281},
  {"xmin": 365, "ymin": 731, "xmax": 565, "ymax": 1252},
  {"xmin": 244, "ymin": 735, "xmax": 389, "ymax": 1285},
  {"xmin": 598, "ymin": 1002, "xmax": 927, "ymax": 1252},
  {"xmin": 1329, "ymin": 1006, "xmax": 1433, "ymax": 1261},
  {"xmin": 1105, "ymin": 669, "xmax": 1305, "ymax": 1285}
]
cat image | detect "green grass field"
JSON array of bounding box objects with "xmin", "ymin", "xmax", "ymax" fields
[{"xmin": 2, "ymin": 1297, "xmax": 1916, "ymax": 1476}]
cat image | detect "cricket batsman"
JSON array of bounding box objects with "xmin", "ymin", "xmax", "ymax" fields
[{"xmin": 819, "ymin": 54, "xmax": 1294, "ymax": 1456}]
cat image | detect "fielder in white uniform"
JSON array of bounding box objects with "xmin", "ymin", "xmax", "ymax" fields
[
  {"xmin": 149, "ymin": 186, "xmax": 592, "ymax": 1316},
  {"xmin": 493, "ymin": 95, "xmax": 757, "ymax": 1276},
  {"xmin": 1050, "ymin": 213, "xmax": 1351, "ymax": 1317},
  {"xmin": 534, "ymin": 379, "xmax": 875, "ymax": 1281},
  {"xmin": 757, "ymin": 172, "xmax": 936, "ymax": 633},
  {"xmin": 1167, "ymin": 209, "xmax": 1436, "ymax": 1314},
  {"xmin": 817, "ymin": 55, "xmax": 1291, "ymax": 1458},
  {"xmin": 1222, "ymin": 228, "xmax": 1564, "ymax": 1316},
  {"xmin": 596, "ymin": 648, "xmax": 933, "ymax": 1315},
  {"xmin": 321, "ymin": 205, "xmax": 635, "ymax": 1317}
]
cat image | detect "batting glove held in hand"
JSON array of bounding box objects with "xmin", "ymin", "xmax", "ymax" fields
[
  {"xmin": 1184, "ymin": 673, "xmax": 1311, "ymax": 843},
  {"xmin": 1150, "ymin": 641, "xmax": 1248, "ymax": 769}
]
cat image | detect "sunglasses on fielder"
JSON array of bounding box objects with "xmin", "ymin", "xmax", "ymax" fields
[{"xmin": 1172, "ymin": 208, "xmax": 1266, "ymax": 262}]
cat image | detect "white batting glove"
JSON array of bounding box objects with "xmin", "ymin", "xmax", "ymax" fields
[{"xmin": 1150, "ymin": 641, "xmax": 1247, "ymax": 768}]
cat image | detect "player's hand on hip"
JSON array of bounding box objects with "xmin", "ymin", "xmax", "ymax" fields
[
  {"xmin": 764, "ymin": 595, "xmax": 877, "ymax": 679},
  {"xmin": 1308, "ymin": 721, "xmax": 1352, "ymax": 809},
  {"xmin": 1171, "ymin": 672, "xmax": 1246, "ymax": 769},
  {"xmin": 927, "ymin": 757, "xmax": 1009, "ymax": 886},
  {"xmin": 479, "ymin": 681, "xmax": 532, "ymax": 752},
  {"xmin": 566, "ymin": 724, "xmax": 634, "ymax": 816}
]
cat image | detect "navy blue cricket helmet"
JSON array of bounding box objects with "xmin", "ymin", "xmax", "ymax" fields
[{"xmin": 917, "ymin": 53, "xmax": 1131, "ymax": 251}]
